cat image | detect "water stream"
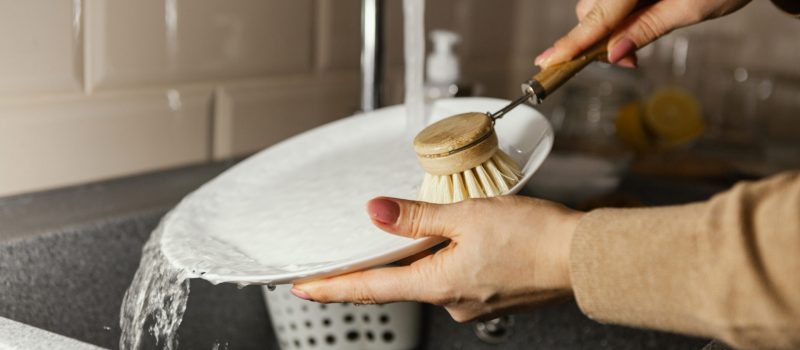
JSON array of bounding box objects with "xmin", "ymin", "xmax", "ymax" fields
[
  {"xmin": 119, "ymin": 224, "xmax": 189, "ymax": 350},
  {"xmin": 403, "ymin": 0, "xmax": 426, "ymax": 139}
]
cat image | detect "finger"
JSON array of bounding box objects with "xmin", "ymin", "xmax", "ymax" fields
[
  {"xmin": 575, "ymin": 0, "xmax": 599, "ymax": 20},
  {"xmin": 541, "ymin": 0, "xmax": 639, "ymax": 68},
  {"xmin": 292, "ymin": 265, "xmax": 437, "ymax": 304},
  {"xmin": 536, "ymin": 0, "xmax": 600, "ymax": 66},
  {"xmin": 366, "ymin": 197, "xmax": 461, "ymax": 239},
  {"xmin": 615, "ymin": 53, "xmax": 637, "ymax": 68},
  {"xmin": 607, "ymin": 1, "xmax": 701, "ymax": 63}
]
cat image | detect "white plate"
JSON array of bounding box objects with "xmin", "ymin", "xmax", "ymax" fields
[{"xmin": 160, "ymin": 97, "xmax": 553, "ymax": 285}]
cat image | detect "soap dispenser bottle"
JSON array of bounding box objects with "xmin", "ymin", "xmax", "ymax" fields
[{"xmin": 425, "ymin": 30, "xmax": 463, "ymax": 100}]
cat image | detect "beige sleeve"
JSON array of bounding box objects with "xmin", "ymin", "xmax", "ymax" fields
[{"xmin": 570, "ymin": 171, "xmax": 800, "ymax": 350}]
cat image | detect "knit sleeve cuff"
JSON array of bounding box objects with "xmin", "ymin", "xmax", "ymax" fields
[{"xmin": 569, "ymin": 203, "xmax": 710, "ymax": 336}]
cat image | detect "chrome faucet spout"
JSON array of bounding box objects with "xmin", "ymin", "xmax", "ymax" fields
[{"xmin": 361, "ymin": 0, "xmax": 384, "ymax": 112}]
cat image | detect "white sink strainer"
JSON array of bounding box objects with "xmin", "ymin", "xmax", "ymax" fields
[{"xmin": 263, "ymin": 285, "xmax": 420, "ymax": 350}]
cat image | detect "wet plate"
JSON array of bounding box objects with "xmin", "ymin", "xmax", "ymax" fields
[{"xmin": 160, "ymin": 97, "xmax": 553, "ymax": 285}]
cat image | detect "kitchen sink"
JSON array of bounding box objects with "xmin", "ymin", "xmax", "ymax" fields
[{"xmin": 0, "ymin": 162, "xmax": 720, "ymax": 349}]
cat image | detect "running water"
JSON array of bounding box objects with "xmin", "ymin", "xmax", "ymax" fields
[
  {"xmin": 119, "ymin": 223, "xmax": 190, "ymax": 350},
  {"xmin": 403, "ymin": 0, "xmax": 426, "ymax": 139}
]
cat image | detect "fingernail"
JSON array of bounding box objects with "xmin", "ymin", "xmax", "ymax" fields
[
  {"xmin": 616, "ymin": 56, "xmax": 637, "ymax": 69},
  {"xmin": 535, "ymin": 47, "xmax": 554, "ymax": 66},
  {"xmin": 291, "ymin": 287, "xmax": 312, "ymax": 301},
  {"xmin": 367, "ymin": 198, "xmax": 400, "ymax": 225},
  {"xmin": 608, "ymin": 37, "xmax": 636, "ymax": 63}
]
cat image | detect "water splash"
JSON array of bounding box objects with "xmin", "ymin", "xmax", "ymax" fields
[{"xmin": 119, "ymin": 224, "xmax": 190, "ymax": 350}]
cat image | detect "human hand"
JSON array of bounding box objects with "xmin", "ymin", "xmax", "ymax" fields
[
  {"xmin": 535, "ymin": 0, "xmax": 752, "ymax": 68},
  {"xmin": 291, "ymin": 196, "xmax": 584, "ymax": 322}
]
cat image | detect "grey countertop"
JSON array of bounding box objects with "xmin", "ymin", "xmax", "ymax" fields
[{"xmin": 0, "ymin": 161, "xmax": 236, "ymax": 243}]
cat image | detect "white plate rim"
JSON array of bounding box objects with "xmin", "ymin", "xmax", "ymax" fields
[{"xmin": 163, "ymin": 97, "xmax": 552, "ymax": 285}]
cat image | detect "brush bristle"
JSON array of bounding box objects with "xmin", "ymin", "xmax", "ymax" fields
[{"xmin": 418, "ymin": 150, "xmax": 523, "ymax": 204}]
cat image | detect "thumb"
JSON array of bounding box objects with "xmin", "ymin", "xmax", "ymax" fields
[
  {"xmin": 367, "ymin": 197, "xmax": 460, "ymax": 239},
  {"xmin": 607, "ymin": 1, "xmax": 698, "ymax": 63}
]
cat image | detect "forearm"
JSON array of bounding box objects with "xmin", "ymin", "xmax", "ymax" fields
[{"xmin": 570, "ymin": 172, "xmax": 800, "ymax": 349}]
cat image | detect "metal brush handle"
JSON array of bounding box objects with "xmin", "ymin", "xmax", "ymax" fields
[{"xmin": 522, "ymin": 37, "xmax": 610, "ymax": 104}]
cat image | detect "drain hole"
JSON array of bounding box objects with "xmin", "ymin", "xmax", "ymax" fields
[
  {"xmin": 366, "ymin": 331, "xmax": 374, "ymax": 341},
  {"xmin": 382, "ymin": 331, "xmax": 395, "ymax": 343},
  {"xmin": 322, "ymin": 318, "xmax": 331, "ymax": 327},
  {"xmin": 362, "ymin": 314, "xmax": 370, "ymax": 323},
  {"xmin": 325, "ymin": 334, "xmax": 336, "ymax": 345},
  {"xmin": 307, "ymin": 337, "xmax": 316, "ymax": 347},
  {"xmin": 305, "ymin": 320, "xmax": 312, "ymax": 329},
  {"xmin": 293, "ymin": 339, "xmax": 301, "ymax": 348},
  {"xmin": 289, "ymin": 323, "xmax": 297, "ymax": 330},
  {"xmin": 301, "ymin": 305, "xmax": 308, "ymax": 312},
  {"xmin": 346, "ymin": 330, "xmax": 360, "ymax": 342},
  {"xmin": 379, "ymin": 314, "xmax": 390, "ymax": 324},
  {"xmin": 319, "ymin": 304, "xmax": 327, "ymax": 310},
  {"xmin": 343, "ymin": 314, "xmax": 354, "ymax": 323}
]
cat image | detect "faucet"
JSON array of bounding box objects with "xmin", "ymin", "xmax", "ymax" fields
[{"xmin": 360, "ymin": 0, "xmax": 384, "ymax": 112}]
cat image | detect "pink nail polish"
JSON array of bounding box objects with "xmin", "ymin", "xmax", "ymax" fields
[
  {"xmin": 535, "ymin": 47, "xmax": 555, "ymax": 66},
  {"xmin": 608, "ymin": 37, "xmax": 636, "ymax": 63},
  {"xmin": 616, "ymin": 59, "xmax": 637, "ymax": 69},
  {"xmin": 367, "ymin": 198, "xmax": 400, "ymax": 225},
  {"xmin": 291, "ymin": 288, "xmax": 312, "ymax": 301}
]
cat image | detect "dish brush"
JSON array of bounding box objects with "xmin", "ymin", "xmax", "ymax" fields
[
  {"xmin": 414, "ymin": 112, "xmax": 522, "ymax": 203},
  {"xmin": 413, "ymin": 39, "xmax": 609, "ymax": 204}
]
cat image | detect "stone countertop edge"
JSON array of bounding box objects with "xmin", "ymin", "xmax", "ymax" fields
[{"xmin": 0, "ymin": 317, "xmax": 105, "ymax": 350}]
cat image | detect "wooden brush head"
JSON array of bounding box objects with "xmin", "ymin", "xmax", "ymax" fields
[{"xmin": 413, "ymin": 112, "xmax": 498, "ymax": 175}]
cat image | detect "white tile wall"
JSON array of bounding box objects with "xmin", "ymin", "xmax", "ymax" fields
[
  {"xmin": 0, "ymin": 0, "xmax": 796, "ymax": 197},
  {"xmin": 0, "ymin": 87, "xmax": 212, "ymax": 197},
  {"xmin": 458, "ymin": 0, "xmax": 517, "ymax": 63},
  {"xmin": 0, "ymin": 1, "xmax": 83, "ymax": 96},
  {"xmin": 213, "ymin": 73, "xmax": 360, "ymax": 159},
  {"xmin": 85, "ymin": 0, "xmax": 314, "ymax": 90},
  {"xmin": 314, "ymin": 0, "xmax": 361, "ymax": 71}
]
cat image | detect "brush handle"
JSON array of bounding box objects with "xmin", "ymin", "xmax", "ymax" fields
[{"xmin": 523, "ymin": 37, "xmax": 610, "ymax": 103}]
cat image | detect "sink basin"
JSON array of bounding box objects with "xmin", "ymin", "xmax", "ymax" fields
[{"xmin": 0, "ymin": 157, "xmax": 718, "ymax": 349}]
